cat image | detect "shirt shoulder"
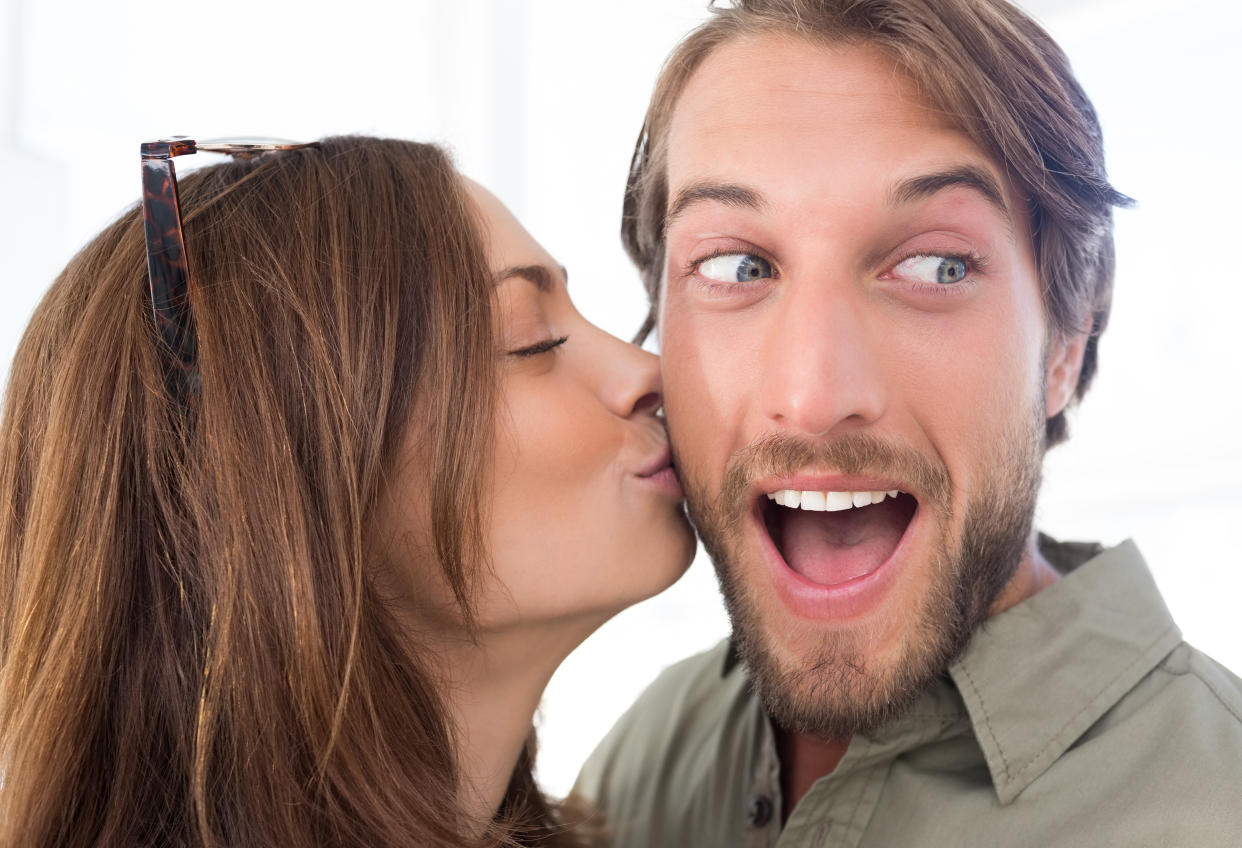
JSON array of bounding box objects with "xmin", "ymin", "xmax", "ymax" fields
[
  {"xmin": 574, "ymin": 639, "xmax": 758, "ymax": 848},
  {"xmin": 1157, "ymin": 640, "xmax": 1242, "ymax": 723},
  {"xmin": 1137, "ymin": 640, "xmax": 1242, "ymax": 761},
  {"xmin": 1087, "ymin": 639, "xmax": 1242, "ymax": 756},
  {"xmin": 1052, "ymin": 641, "xmax": 1242, "ymax": 845}
]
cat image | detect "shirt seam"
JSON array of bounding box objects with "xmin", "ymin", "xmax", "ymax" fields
[
  {"xmin": 957, "ymin": 660, "xmax": 1012, "ymax": 781},
  {"xmin": 840, "ymin": 747, "xmax": 872, "ymax": 841},
  {"xmin": 1008, "ymin": 622, "xmax": 1179, "ymax": 784},
  {"xmin": 878, "ymin": 710, "xmax": 962, "ymax": 722},
  {"xmin": 1171, "ymin": 663, "xmax": 1242, "ymax": 725},
  {"xmin": 848, "ymin": 759, "xmax": 891, "ymax": 843}
]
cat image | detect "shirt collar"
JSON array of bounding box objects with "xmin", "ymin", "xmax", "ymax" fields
[
  {"xmin": 948, "ymin": 537, "xmax": 1182, "ymax": 803},
  {"xmin": 723, "ymin": 538, "xmax": 1182, "ymax": 804}
]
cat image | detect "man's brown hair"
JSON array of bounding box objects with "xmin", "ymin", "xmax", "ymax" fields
[{"xmin": 624, "ymin": 0, "xmax": 1132, "ymax": 444}]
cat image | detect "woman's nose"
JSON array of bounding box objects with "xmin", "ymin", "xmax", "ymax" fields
[{"xmin": 599, "ymin": 332, "xmax": 663, "ymax": 419}]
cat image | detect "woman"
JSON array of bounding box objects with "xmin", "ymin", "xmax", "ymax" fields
[{"xmin": 0, "ymin": 136, "xmax": 694, "ymax": 847}]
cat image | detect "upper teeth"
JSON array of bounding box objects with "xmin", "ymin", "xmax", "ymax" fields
[{"xmin": 767, "ymin": 489, "xmax": 901, "ymax": 511}]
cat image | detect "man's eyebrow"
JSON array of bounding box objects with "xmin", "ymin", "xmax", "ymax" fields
[
  {"xmin": 665, "ymin": 180, "xmax": 768, "ymax": 232},
  {"xmin": 494, "ymin": 264, "xmax": 568, "ymax": 291},
  {"xmin": 663, "ymin": 170, "xmax": 1009, "ymax": 233},
  {"xmin": 889, "ymin": 165, "xmax": 1013, "ymax": 226}
]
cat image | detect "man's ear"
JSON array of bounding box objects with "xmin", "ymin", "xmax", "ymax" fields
[{"xmin": 1045, "ymin": 330, "xmax": 1088, "ymax": 419}]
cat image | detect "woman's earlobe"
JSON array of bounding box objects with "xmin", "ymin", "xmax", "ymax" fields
[{"xmin": 1044, "ymin": 331, "xmax": 1089, "ymax": 419}]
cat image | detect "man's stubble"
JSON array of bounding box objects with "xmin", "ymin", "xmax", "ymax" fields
[{"xmin": 678, "ymin": 405, "xmax": 1045, "ymax": 740}]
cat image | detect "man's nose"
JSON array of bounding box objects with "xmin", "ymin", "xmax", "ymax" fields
[{"xmin": 758, "ymin": 278, "xmax": 887, "ymax": 437}]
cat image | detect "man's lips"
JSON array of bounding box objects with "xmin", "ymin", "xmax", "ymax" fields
[{"xmin": 749, "ymin": 473, "xmax": 922, "ymax": 619}]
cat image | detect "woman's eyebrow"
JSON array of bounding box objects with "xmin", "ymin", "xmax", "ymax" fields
[{"xmin": 495, "ymin": 264, "xmax": 569, "ymax": 291}]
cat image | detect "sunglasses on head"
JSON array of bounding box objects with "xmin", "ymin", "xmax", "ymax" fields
[{"xmin": 140, "ymin": 137, "xmax": 316, "ymax": 402}]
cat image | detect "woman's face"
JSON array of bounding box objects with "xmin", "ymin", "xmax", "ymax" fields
[{"xmin": 430, "ymin": 181, "xmax": 695, "ymax": 633}]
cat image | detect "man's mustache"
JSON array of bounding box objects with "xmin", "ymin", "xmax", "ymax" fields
[{"xmin": 687, "ymin": 432, "xmax": 954, "ymax": 527}]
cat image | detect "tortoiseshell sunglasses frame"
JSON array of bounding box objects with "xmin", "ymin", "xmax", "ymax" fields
[{"xmin": 140, "ymin": 137, "xmax": 315, "ymax": 401}]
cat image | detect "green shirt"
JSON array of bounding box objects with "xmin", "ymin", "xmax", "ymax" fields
[{"xmin": 576, "ymin": 539, "xmax": 1242, "ymax": 846}]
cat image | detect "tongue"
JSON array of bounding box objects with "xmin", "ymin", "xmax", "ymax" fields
[{"xmin": 780, "ymin": 500, "xmax": 908, "ymax": 585}]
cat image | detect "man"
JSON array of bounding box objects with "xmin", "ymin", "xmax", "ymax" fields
[{"xmin": 575, "ymin": 1, "xmax": 1242, "ymax": 845}]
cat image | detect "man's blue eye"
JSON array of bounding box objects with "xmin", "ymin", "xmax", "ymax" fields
[
  {"xmin": 936, "ymin": 257, "xmax": 968, "ymax": 283},
  {"xmin": 894, "ymin": 254, "xmax": 970, "ymax": 285},
  {"xmin": 698, "ymin": 253, "xmax": 774, "ymax": 283}
]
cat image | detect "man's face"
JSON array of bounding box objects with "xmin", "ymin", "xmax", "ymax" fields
[{"xmin": 659, "ymin": 34, "xmax": 1083, "ymax": 737}]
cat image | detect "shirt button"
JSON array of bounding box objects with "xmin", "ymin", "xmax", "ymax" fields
[{"xmin": 747, "ymin": 794, "xmax": 774, "ymax": 828}]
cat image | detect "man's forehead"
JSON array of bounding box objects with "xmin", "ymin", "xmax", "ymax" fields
[
  {"xmin": 662, "ymin": 32, "xmax": 1021, "ymax": 230},
  {"xmin": 666, "ymin": 33, "xmax": 952, "ymax": 144}
]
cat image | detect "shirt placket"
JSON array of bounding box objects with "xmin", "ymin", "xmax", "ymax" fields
[
  {"xmin": 774, "ymin": 738, "xmax": 891, "ymax": 848},
  {"xmin": 740, "ymin": 702, "xmax": 783, "ymax": 847}
]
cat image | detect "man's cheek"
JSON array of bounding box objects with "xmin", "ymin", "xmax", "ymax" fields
[
  {"xmin": 666, "ymin": 316, "xmax": 755, "ymax": 419},
  {"xmin": 661, "ymin": 331, "xmax": 727, "ymax": 484}
]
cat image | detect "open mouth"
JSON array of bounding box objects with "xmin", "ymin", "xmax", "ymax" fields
[{"xmin": 760, "ymin": 487, "xmax": 919, "ymax": 586}]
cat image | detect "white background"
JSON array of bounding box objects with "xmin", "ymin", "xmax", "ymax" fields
[{"xmin": 2, "ymin": 0, "xmax": 1239, "ymax": 798}]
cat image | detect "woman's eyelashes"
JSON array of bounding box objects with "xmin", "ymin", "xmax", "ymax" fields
[{"xmin": 508, "ymin": 335, "xmax": 569, "ymax": 358}]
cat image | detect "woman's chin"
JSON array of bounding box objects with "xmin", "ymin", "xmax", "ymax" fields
[{"xmin": 624, "ymin": 510, "xmax": 698, "ymax": 603}]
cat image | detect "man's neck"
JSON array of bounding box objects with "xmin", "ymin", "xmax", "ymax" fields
[
  {"xmin": 986, "ymin": 532, "xmax": 1062, "ymax": 618},
  {"xmin": 776, "ymin": 728, "xmax": 849, "ymax": 823},
  {"xmin": 775, "ymin": 532, "xmax": 1060, "ymax": 819}
]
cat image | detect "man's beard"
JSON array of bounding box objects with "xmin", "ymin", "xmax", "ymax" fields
[{"xmin": 680, "ymin": 410, "xmax": 1044, "ymax": 740}]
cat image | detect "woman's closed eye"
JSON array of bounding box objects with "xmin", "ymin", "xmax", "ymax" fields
[{"xmin": 508, "ymin": 335, "xmax": 569, "ymax": 358}]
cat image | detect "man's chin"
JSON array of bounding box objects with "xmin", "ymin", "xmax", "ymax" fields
[
  {"xmin": 727, "ymin": 575, "xmax": 964, "ymax": 739},
  {"xmin": 693, "ymin": 507, "xmax": 965, "ymax": 738}
]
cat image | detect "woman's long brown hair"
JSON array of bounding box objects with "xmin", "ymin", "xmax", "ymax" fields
[{"xmin": 0, "ymin": 136, "xmax": 582, "ymax": 847}]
